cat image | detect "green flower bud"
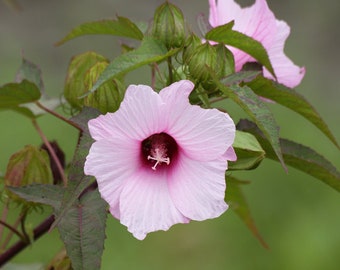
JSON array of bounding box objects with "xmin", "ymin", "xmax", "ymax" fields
[
  {"xmin": 64, "ymin": 51, "xmax": 108, "ymax": 110},
  {"xmin": 187, "ymin": 42, "xmax": 234, "ymax": 89},
  {"xmin": 83, "ymin": 61, "xmax": 125, "ymax": 114},
  {"xmin": 182, "ymin": 34, "xmax": 202, "ymax": 64},
  {"xmin": 152, "ymin": 2, "xmax": 185, "ymax": 49},
  {"xmin": 4, "ymin": 145, "xmax": 53, "ymax": 203}
]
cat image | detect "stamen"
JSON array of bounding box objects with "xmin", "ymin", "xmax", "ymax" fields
[{"xmin": 147, "ymin": 148, "xmax": 170, "ymax": 170}]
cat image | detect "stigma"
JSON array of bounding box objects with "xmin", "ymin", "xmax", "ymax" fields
[{"xmin": 147, "ymin": 147, "xmax": 170, "ymax": 170}]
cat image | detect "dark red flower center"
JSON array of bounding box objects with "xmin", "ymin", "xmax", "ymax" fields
[{"xmin": 141, "ymin": 132, "xmax": 178, "ymax": 170}]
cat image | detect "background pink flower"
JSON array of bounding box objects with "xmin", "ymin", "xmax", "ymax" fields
[
  {"xmin": 84, "ymin": 80, "xmax": 236, "ymax": 240},
  {"xmin": 209, "ymin": 0, "xmax": 305, "ymax": 88}
]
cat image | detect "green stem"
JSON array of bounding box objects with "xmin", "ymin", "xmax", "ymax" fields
[
  {"xmin": 32, "ymin": 119, "xmax": 68, "ymax": 187},
  {"xmin": 0, "ymin": 204, "xmax": 9, "ymax": 243},
  {"xmin": 167, "ymin": 57, "xmax": 173, "ymax": 84}
]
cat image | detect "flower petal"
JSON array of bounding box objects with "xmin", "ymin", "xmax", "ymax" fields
[
  {"xmin": 84, "ymin": 137, "xmax": 140, "ymax": 219},
  {"xmin": 119, "ymin": 169, "xmax": 189, "ymax": 240},
  {"xmin": 210, "ymin": 0, "xmax": 277, "ymax": 71},
  {"xmin": 169, "ymin": 153, "xmax": 228, "ymax": 221},
  {"xmin": 225, "ymin": 146, "xmax": 237, "ymax": 162},
  {"xmin": 159, "ymin": 80, "xmax": 236, "ymax": 161},
  {"xmin": 88, "ymin": 84, "xmax": 165, "ymax": 141},
  {"xmin": 263, "ymin": 20, "xmax": 305, "ymax": 88}
]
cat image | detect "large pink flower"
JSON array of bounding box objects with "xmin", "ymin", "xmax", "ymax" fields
[
  {"xmin": 209, "ymin": 0, "xmax": 305, "ymax": 88},
  {"xmin": 84, "ymin": 80, "xmax": 236, "ymax": 240}
]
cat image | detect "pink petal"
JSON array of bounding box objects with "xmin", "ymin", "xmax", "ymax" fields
[
  {"xmin": 210, "ymin": 0, "xmax": 277, "ymax": 71},
  {"xmin": 225, "ymin": 146, "xmax": 237, "ymax": 162},
  {"xmin": 88, "ymin": 84, "xmax": 166, "ymax": 141},
  {"xmin": 160, "ymin": 80, "xmax": 236, "ymax": 161},
  {"xmin": 84, "ymin": 137, "xmax": 140, "ymax": 219},
  {"xmin": 169, "ymin": 153, "xmax": 228, "ymax": 221},
  {"xmin": 263, "ymin": 20, "xmax": 305, "ymax": 88},
  {"xmin": 119, "ymin": 169, "xmax": 189, "ymax": 240}
]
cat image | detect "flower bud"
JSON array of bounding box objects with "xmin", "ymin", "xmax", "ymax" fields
[
  {"xmin": 152, "ymin": 2, "xmax": 185, "ymax": 49},
  {"xmin": 64, "ymin": 51, "xmax": 108, "ymax": 110},
  {"xmin": 83, "ymin": 61, "xmax": 125, "ymax": 113},
  {"xmin": 182, "ymin": 34, "xmax": 202, "ymax": 64},
  {"xmin": 4, "ymin": 145, "xmax": 53, "ymax": 203},
  {"xmin": 187, "ymin": 42, "xmax": 233, "ymax": 89}
]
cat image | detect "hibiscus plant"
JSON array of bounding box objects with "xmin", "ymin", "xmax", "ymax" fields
[{"xmin": 0, "ymin": 0, "xmax": 339, "ymax": 269}]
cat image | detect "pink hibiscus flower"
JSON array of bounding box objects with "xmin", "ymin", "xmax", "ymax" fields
[
  {"xmin": 209, "ymin": 0, "xmax": 305, "ymax": 88},
  {"xmin": 84, "ymin": 80, "xmax": 236, "ymax": 240}
]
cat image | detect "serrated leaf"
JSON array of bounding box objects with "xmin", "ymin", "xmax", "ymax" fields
[
  {"xmin": 246, "ymin": 75, "xmax": 340, "ymax": 149},
  {"xmin": 217, "ymin": 81, "xmax": 286, "ymax": 170},
  {"xmin": 86, "ymin": 38, "xmax": 179, "ymax": 95},
  {"xmin": 0, "ymin": 80, "xmax": 41, "ymax": 107},
  {"xmin": 205, "ymin": 21, "xmax": 275, "ymax": 77},
  {"xmin": 58, "ymin": 189, "xmax": 107, "ymax": 270},
  {"xmin": 15, "ymin": 57, "xmax": 44, "ymax": 92},
  {"xmin": 229, "ymin": 130, "xmax": 265, "ymax": 170},
  {"xmin": 56, "ymin": 16, "xmax": 144, "ymax": 46},
  {"xmin": 237, "ymin": 119, "xmax": 340, "ymax": 192},
  {"xmin": 52, "ymin": 107, "xmax": 101, "ymax": 229},
  {"xmin": 7, "ymin": 184, "xmax": 64, "ymax": 210},
  {"xmin": 226, "ymin": 176, "xmax": 268, "ymax": 248}
]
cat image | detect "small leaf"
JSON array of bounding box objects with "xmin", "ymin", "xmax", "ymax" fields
[
  {"xmin": 56, "ymin": 16, "xmax": 144, "ymax": 46},
  {"xmin": 58, "ymin": 189, "xmax": 107, "ymax": 270},
  {"xmin": 0, "ymin": 80, "xmax": 41, "ymax": 107},
  {"xmin": 237, "ymin": 119, "xmax": 340, "ymax": 192},
  {"xmin": 8, "ymin": 184, "xmax": 64, "ymax": 210},
  {"xmin": 205, "ymin": 21, "xmax": 275, "ymax": 77},
  {"xmin": 15, "ymin": 57, "xmax": 44, "ymax": 92},
  {"xmin": 246, "ymin": 75, "xmax": 340, "ymax": 149},
  {"xmin": 229, "ymin": 130, "xmax": 265, "ymax": 170},
  {"xmin": 87, "ymin": 38, "xmax": 179, "ymax": 95},
  {"xmin": 217, "ymin": 80, "xmax": 286, "ymax": 170},
  {"xmin": 226, "ymin": 176, "xmax": 268, "ymax": 248}
]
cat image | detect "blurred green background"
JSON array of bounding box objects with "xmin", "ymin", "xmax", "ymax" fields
[{"xmin": 1, "ymin": 0, "xmax": 340, "ymax": 269}]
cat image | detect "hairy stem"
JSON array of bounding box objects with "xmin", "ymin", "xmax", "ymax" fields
[{"xmin": 32, "ymin": 119, "xmax": 68, "ymax": 187}]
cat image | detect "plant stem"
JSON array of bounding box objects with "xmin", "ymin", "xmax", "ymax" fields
[
  {"xmin": 35, "ymin": 101, "xmax": 82, "ymax": 131},
  {"xmin": 0, "ymin": 204, "xmax": 9, "ymax": 243},
  {"xmin": 167, "ymin": 57, "xmax": 173, "ymax": 84},
  {"xmin": 0, "ymin": 215, "xmax": 54, "ymax": 267},
  {"xmin": 0, "ymin": 220, "xmax": 25, "ymax": 244},
  {"xmin": 1, "ymin": 213, "xmax": 25, "ymax": 250},
  {"xmin": 32, "ymin": 119, "xmax": 68, "ymax": 187}
]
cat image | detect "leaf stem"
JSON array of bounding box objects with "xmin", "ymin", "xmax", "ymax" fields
[
  {"xmin": 31, "ymin": 119, "xmax": 68, "ymax": 187},
  {"xmin": 1, "ymin": 212, "xmax": 25, "ymax": 250},
  {"xmin": 35, "ymin": 101, "xmax": 82, "ymax": 131}
]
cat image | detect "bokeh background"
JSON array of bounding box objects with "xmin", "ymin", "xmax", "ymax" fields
[{"xmin": 0, "ymin": 0, "xmax": 340, "ymax": 269}]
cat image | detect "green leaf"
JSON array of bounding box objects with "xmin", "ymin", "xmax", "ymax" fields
[
  {"xmin": 56, "ymin": 16, "xmax": 144, "ymax": 46},
  {"xmin": 205, "ymin": 21, "xmax": 275, "ymax": 77},
  {"xmin": 223, "ymin": 70, "xmax": 262, "ymax": 86},
  {"xmin": 15, "ymin": 57, "xmax": 44, "ymax": 92},
  {"xmin": 217, "ymin": 81, "xmax": 286, "ymax": 170},
  {"xmin": 0, "ymin": 80, "xmax": 41, "ymax": 107},
  {"xmin": 86, "ymin": 38, "xmax": 179, "ymax": 95},
  {"xmin": 237, "ymin": 119, "xmax": 340, "ymax": 192},
  {"xmin": 7, "ymin": 184, "xmax": 64, "ymax": 210},
  {"xmin": 229, "ymin": 130, "xmax": 265, "ymax": 170},
  {"xmin": 58, "ymin": 189, "xmax": 107, "ymax": 270},
  {"xmin": 51, "ymin": 107, "xmax": 101, "ymax": 229},
  {"xmin": 226, "ymin": 176, "xmax": 268, "ymax": 248},
  {"xmin": 246, "ymin": 75, "xmax": 340, "ymax": 149}
]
